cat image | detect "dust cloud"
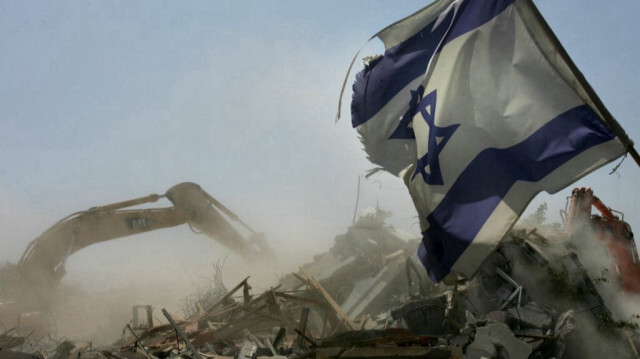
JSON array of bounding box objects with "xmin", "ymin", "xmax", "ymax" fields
[
  {"xmin": 507, "ymin": 223, "xmax": 640, "ymax": 358},
  {"xmin": 565, "ymin": 225, "xmax": 640, "ymax": 325},
  {"xmin": 39, "ymin": 224, "xmax": 332, "ymax": 345}
]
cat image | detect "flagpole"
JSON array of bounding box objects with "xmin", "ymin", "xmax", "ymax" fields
[
  {"xmin": 629, "ymin": 147, "xmax": 640, "ymax": 168},
  {"xmin": 525, "ymin": 0, "xmax": 640, "ymax": 169}
]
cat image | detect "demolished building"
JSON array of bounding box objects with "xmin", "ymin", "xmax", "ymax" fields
[{"xmin": 4, "ymin": 203, "xmax": 640, "ymax": 359}]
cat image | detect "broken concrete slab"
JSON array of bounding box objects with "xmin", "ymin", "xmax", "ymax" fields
[
  {"xmin": 466, "ymin": 326, "xmax": 497, "ymax": 359},
  {"xmin": 449, "ymin": 334, "xmax": 470, "ymax": 349},
  {"xmin": 342, "ymin": 255, "xmax": 406, "ymax": 318},
  {"xmin": 466, "ymin": 323, "xmax": 533, "ymax": 359},
  {"xmin": 506, "ymin": 303, "xmax": 554, "ymax": 330},
  {"xmin": 486, "ymin": 323, "xmax": 532, "ymax": 359}
]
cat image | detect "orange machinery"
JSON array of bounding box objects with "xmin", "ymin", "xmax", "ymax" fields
[{"xmin": 566, "ymin": 187, "xmax": 640, "ymax": 294}]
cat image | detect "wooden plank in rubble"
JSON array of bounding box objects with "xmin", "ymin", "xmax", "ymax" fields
[{"xmin": 299, "ymin": 267, "xmax": 358, "ymax": 331}]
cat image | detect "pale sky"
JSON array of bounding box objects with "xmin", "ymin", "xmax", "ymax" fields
[{"xmin": 1, "ymin": 0, "xmax": 640, "ymax": 303}]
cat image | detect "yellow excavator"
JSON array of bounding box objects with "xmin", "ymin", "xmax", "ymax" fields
[{"xmin": 4, "ymin": 182, "xmax": 273, "ymax": 311}]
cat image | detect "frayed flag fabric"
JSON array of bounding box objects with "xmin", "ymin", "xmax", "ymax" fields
[{"xmin": 350, "ymin": 0, "xmax": 631, "ymax": 281}]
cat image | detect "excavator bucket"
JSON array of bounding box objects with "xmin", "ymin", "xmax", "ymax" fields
[{"xmin": 165, "ymin": 182, "xmax": 274, "ymax": 262}]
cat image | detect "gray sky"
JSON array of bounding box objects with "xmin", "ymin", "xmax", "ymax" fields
[{"xmin": 1, "ymin": 0, "xmax": 640, "ymax": 298}]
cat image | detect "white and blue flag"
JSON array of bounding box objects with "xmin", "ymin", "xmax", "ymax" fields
[{"xmin": 350, "ymin": 0, "xmax": 630, "ymax": 281}]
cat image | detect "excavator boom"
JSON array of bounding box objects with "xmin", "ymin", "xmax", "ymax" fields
[{"xmin": 9, "ymin": 182, "xmax": 272, "ymax": 310}]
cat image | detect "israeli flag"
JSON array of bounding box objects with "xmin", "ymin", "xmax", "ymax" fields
[{"xmin": 350, "ymin": 0, "xmax": 630, "ymax": 281}]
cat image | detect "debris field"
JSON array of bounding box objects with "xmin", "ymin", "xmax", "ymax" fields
[{"xmin": 2, "ymin": 208, "xmax": 640, "ymax": 359}]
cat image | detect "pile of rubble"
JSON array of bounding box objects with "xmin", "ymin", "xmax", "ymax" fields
[{"xmin": 2, "ymin": 209, "xmax": 640, "ymax": 358}]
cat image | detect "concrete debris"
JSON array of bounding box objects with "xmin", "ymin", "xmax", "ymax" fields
[
  {"xmin": 237, "ymin": 341, "xmax": 257, "ymax": 359},
  {"xmin": 0, "ymin": 351, "xmax": 40, "ymax": 359},
  {"xmin": 3, "ymin": 208, "xmax": 640, "ymax": 358},
  {"xmin": 0, "ymin": 333, "xmax": 26, "ymax": 350},
  {"xmin": 485, "ymin": 310, "xmax": 509, "ymax": 325},
  {"xmin": 466, "ymin": 326, "xmax": 497, "ymax": 359},
  {"xmin": 50, "ymin": 340, "xmax": 75, "ymax": 359},
  {"xmin": 390, "ymin": 290, "xmax": 465, "ymax": 335},
  {"xmin": 485, "ymin": 323, "xmax": 532, "ymax": 359},
  {"xmin": 505, "ymin": 303, "xmax": 554, "ymax": 331}
]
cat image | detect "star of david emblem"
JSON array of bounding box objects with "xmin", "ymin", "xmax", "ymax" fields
[{"xmin": 390, "ymin": 87, "xmax": 459, "ymax": 185}]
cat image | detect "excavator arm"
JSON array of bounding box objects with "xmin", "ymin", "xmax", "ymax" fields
[
  {"xmin": 12, "ymin": 182, "xmax": 272, "ymax": 309},
  {"xmin": 565, "ymin": 187, "xmax": 640, "ymax": 294}
]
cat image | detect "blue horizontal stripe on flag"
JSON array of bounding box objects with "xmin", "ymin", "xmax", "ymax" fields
[
  {"xmin": 351, "ymin": 0, "xmax": 514, "ymax": 128},
  {"xmin": 418, "ymin": 105, "xmax": 616, "ymax": 281}
]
